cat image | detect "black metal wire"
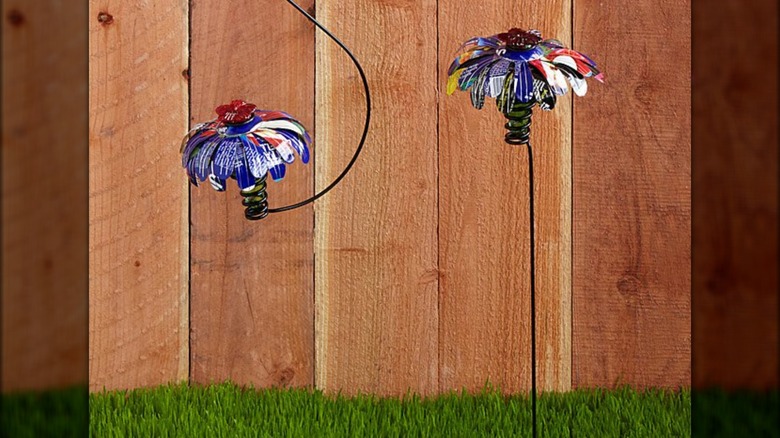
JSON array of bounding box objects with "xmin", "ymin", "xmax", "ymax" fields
[
  {"xmin": 269, "ymin": 0, "xmax": 371, "ymax": 214},
  {"xmin": 527, "ymin": 142, "xmax": 537, "ymax": 438}
]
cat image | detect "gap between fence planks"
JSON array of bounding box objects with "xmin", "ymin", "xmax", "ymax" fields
[
  {"xmin": 315, "ymin": 0, "xmax": 440, "ymax": 396},
  {"xmin": 438, "ymin": 1, "xmax": 573, "ymax": 394},
  {"xmin": 89, "ymin": 0, "xmax": 189, "ymax": 391},
  {"xmin": 572, "ymin": 0, "xmax": 691, "ymax": 388},
  {"xmin": 2, "ymin": 0, "xmax": 88, "ymax": 392},
  {"xmin": 189, "ymin": 0, "xmax": 315, "ymax": 388}
]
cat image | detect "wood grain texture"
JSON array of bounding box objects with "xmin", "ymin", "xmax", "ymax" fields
[
  {"xmin": 438, "ymin": 2, "xmax": 572, "ymax": 393},
  {"xmin": 572, "ymin": 0, "xmax": 691, "ymax": 388},
  {"xmin": 2, "ymin": 0, "xmax": 88, "ymax": 392},
  {"xmin": 89, "ymin": 0, "xmax": 189, "ymax": 391},
  {"xmin": 315, "ymin": 0, "xmax": 439, "ymax": 396},
  {"xmin": 189, "ymin": 0, "xmax": 315, "ymax": 388},
  {"xmin": 692, "ymin": 0, "xmax": 778, "ymax": 390}
]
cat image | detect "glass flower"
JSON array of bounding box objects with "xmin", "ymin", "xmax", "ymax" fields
[
  {"xmin": 447, "ymin": 28, "xmax": 603, "ymax": 144},
  {"xmin": 180, "ymin": 99, "xmax": 311, "ymax": 220}
]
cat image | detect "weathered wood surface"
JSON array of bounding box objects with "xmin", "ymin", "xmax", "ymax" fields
[
  {"xmin": 315, "ymin": 0, "xmax": 440, "ymax": 396},
  {"xmin": 89, "ymin": 0, "xmax": 189, "ymax": 391},
  {"xmin": 692, "ymin": 0, "xmax": 778, "ymax": 390},
  {"xmin": 2, "ymin": 0, "xmax": 88, "ymax": 392},
  {"xmin": 189, "ymin": 0, "xmax": 315, "ymax": 388},
  {"xmin": 438, "ymin": 1, "xmax": 572, "ymax": 393},
  {"xmin": 572, "ymin": 0, "xmax": 691, "ymax": 388}
]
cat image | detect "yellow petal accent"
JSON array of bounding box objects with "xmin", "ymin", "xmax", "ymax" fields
[{"xmin": 447, "ymin": 70, "xmax": 463, "ymax": 95}]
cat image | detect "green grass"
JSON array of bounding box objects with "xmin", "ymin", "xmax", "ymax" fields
[
  {"xmin": 89, "ymin": 383, "xmax": 691, "ymax": 437},
  {"xmin": 8, "ymin": 383, "xmax": 776, "ymax": 437},
  {"xmin": 1, "ymin": 385, "xmax": 88, "ymax": 438}
]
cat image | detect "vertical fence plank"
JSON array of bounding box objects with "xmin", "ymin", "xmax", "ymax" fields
[
  {"xmin": 693, "ymin": 0, "xmax": 778, "ymax": 390},
  {"xmin": 89, "ymin": 0, "xmax": 189, "ymax": 391},
  {"xmin": 315, "ymin": 0, "xmax": 439, "ymax": 396},
  {"xmin": 189, "ymin": 0, "xmax": 315, "ymax": 387},
  {"xmin": 2, "ymin": 0, "xmax": 88, "ymax": 392},
  {"xmin": 572, "ymin": 0, "xmax": 691, "ymax": 388},
  {"xmin": 438, "ymin": 2, "xmax": 572, "ymax": 393}
]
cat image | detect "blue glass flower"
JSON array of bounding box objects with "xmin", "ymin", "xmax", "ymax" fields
[
  {"xmin": 448, "ymin": 28, "xmax": 603, "ymax": 144},
  {"xmin": 181, "ymin": 100, "xmax": 311, "ymax": 220}
]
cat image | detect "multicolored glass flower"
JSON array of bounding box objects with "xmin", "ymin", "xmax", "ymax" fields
[
  {"xmin": 447, "ymin": 28, "xmax": 603, "ymax": 145},
  {"xmin": 181, "ymin": 99, "xmax": 311, "ymax": 220}
]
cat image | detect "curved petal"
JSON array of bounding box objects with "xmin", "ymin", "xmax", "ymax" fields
[
  {"xmin": 182, "ymin": 132, "xmax": 217, "ymax": 168},
  {"xmin": 234, "ymin": 145, "xmax": 255, "ymax": 190},
  {"xmin": 273, "ymin": 129, "xmax": 310, "ymax": 164},
  {"xmin": 448, "ymin": 49, "xmax": 495, "ymax": 75},
  {"xmin": 242, "ymin": 135, "xmax": 269, "ymax": 179},
  {"xmin": 458, "ymin": 36, "xmax": 500, "ymax": 53},
  {"xmin": 195, "ymin": 137, "xmax": 221, "ymax": 182},
  {"xmin": 470, "ymin": 59, "xmax": 495, "ymax": 110},
  {"xmin": 538, "ymin": 62, "xmax": 569, "ymax": 95},
  {"xmin": 514, "ymin": 61, "xmax": 534, "ymax": 102},
  {"xmin": 533, "ymin": 77, "xmax": 557, "ymax": 111},
  {"xmin": 208, "ymin": 173, "xmax": 227, "ymax": 192},
  {"xmin": 211, "ymin": 137, "xmax": 239, "ymax": 180},
  {"xmin": 486, "ymin": 59, "xmax": 511, "ymax": 98},
  {"xmin": 497, "ymin": 67, "xmax": 516, "ymax": 114},
  {"xmin": 268, "ymin": 163, "xmax": 286, "ymax": 181},
  {"xmin": 567, "ymin": 74, "xmax": 588, "ymax": 96},
  {"xmin": 253, "ymin": 120, "xmax": 308, "ymax": 139},
  {"xmin": 180, "ymin": 120, "xmax": 217, "ymax": 153},
  {"xmin": 457, "ymin": 56, "xmax": 495, "ymax": 91}
]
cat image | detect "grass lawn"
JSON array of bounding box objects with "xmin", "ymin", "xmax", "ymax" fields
[
  {"xmin": 4, "ymin": 383, "xmax": 778, "ymax": 437},
  {"xmin": 89, "ymin": 383, "xmax": 690, "ymax": 437}
]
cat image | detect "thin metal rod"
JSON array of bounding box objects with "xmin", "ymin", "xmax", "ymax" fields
[
  {"xmin": 527, "ymin": 142, "xmax": 537, "ymax": 438},
  {"xmin": 268, "ymin": 0, "xmax": 371, "ymax": 213}
]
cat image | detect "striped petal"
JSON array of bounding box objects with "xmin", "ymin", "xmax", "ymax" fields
[
  {"xmin": 457, "ymin": 36, "xmax": 500, "ymax": 53},
  {"xmin": 268, "ymin": 163, "xmax": 286, "ymax": 181},
  {"xmin": 195, "ymin": 138, "xmax": 221, "ymax": 181},
  {"xmin": 181, "ymin": 131, "xmax": 216, "ymax": 167},
  {"xmin": 497, "ymin": 68, "xmax": 516, "ymax": 114},
  {"xmin": 211, "ymin": 137, "xmax": 239, "ymax": 180},
  {"xmin": 242, "ymin": 135, "xmax": 269, "ymax": 179},
  {"xmin": 457, "ymin": 56, "xmax": 494, "ymax": 91},
  {"xmin": 486, "ymin": 59, "xmax": 511, "ymax": 98},
  {"xmin": 470, "ymin": 60, "xmax": 495, "ymax": 110},
  {"xmin": 234, "ymin": 145, "xmax": 255, "ymax": 190},
  {"xmin": 514, "ymin": 62, "xmax": 534, "ymax": 102},
  {"xmin": 208, "ymin": 174, "xmax": 227, "ymax": 192}
]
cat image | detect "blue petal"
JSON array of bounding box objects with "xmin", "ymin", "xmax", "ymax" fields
[
  {"xmin": 195, "ymin": 138, "xmax": 220, "ymax": 182},
  {"xmin": 502, "ymin": 46, "xmax": 544, "ymax": 62},
  {"xmin": 212, "ymin": 137, "xmax": 239, "ymax": 180},
  {"xmin": 269, "ymin": 163, "xmax": 286, "ymax": 181},
  {"xmin": 241, "ymin": 136, "xmax": 268, "ymax": 179},
  {"xmin": 182, "ymin": 132, "xmax": 215, "ymax": 168},
  {"xmin": 234, "ymin": 145, "xmax": 255, "ymax": 190},
  {"xmin": 514, "ymin": 62, "xmax": 534, "ymax": 102},
  {"xmin": 208, "ymin": 174, "xmax": 227, "ymax": 192},
  {"xmin": 457, "ymin": 56, "xmax": 495, "ymax": 91},
  {"xmin": 275, "ymin": 130, "xmax": 310, "ymax": 164}
]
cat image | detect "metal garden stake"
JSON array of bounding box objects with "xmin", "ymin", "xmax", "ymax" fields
[{"xmin": 447, "ymin": 27, "xmax": 603, "ymax": 437}]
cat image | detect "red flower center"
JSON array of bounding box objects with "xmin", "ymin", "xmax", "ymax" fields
[
  {"xmin": 215, "ymin": 100, "xmax": 257, "ymax": 124},
  {"xmin": 497, "ymin": 28, "xmax": 541, "ymax": 50}
]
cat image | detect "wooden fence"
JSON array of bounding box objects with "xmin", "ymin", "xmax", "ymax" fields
[{"xmin": 87, "ymin": 0, "xmax": 690, "ymax": 394}]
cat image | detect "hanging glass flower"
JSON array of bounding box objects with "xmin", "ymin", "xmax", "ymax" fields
[
  {"xmin": 181, "ymin": 100, "xmax": 312, "ymax": 220},
  {"xmin": 447, "ymin": 28, "xmax": 603, "ymax": 145}
]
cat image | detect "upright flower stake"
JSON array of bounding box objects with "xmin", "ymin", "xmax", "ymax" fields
[
  {"xmin": 448, "ymin": 27, "xmax": 602, "ymax": 437},
  {"xmin": 181, "ymin": 0, "xmax": 370, "ymax": 221}
]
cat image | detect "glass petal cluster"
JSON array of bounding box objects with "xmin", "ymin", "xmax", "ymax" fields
[
  {"xmin": 447, "ymin": 28, "xmax": 603, "ymax": 113},
  {"xmin": 181, "ymin": 101, "xmax": 311, "ymax": 192}
]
